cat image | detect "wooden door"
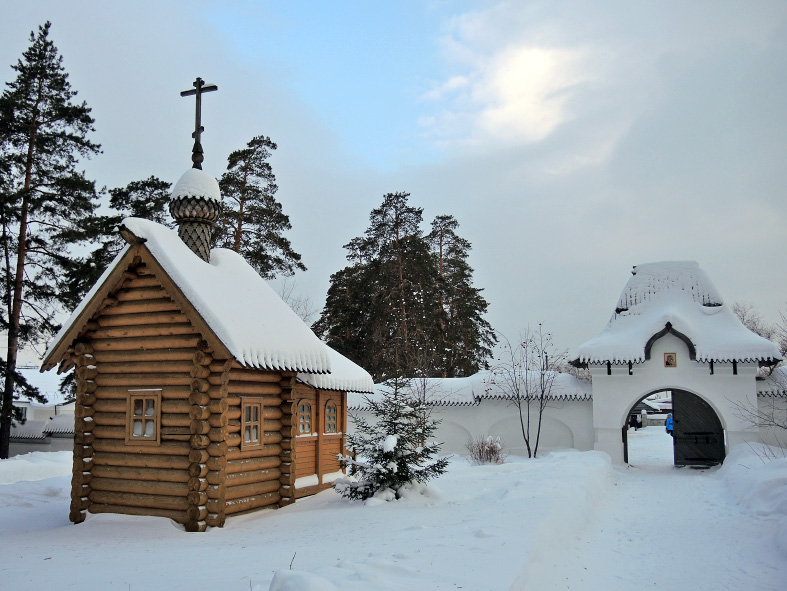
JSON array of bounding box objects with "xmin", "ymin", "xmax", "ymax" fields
[{"xmin": 672, "ymin": 390, "xmax": 725, "ymax": 466}]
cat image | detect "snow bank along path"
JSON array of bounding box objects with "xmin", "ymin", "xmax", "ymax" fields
[
  {"xmin": 1, "ymin": 432, "xmax": 786, "ymax": 590},
  {"xmin": 514, "ymin": 429, "xmax": 787, "ymax": 591}
]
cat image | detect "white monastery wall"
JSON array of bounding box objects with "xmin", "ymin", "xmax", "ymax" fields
[
  {"xmin": 757, "ymin": 396, "xmax": 787, "ymax": 448},
  {"xmin": 350, "ymin": 398, "xmax": 594, "ymax": 457}
]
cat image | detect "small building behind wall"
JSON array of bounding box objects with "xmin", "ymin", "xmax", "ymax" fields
[
  {"xmin": 9, "ymin": 402, "xmax": 75, "ymax": 456},
  {"xmin": 574, "ymin": 261, "xmax": 782, "ymax": 466}
]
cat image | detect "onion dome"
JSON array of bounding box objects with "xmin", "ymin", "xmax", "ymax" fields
[{"xmin": 168, "ymin": 168, "xmax": 222, "ymax": 262}]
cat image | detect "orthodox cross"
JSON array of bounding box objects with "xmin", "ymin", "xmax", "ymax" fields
[{"xmin": 181, "ymin": 77, "xmax": 218, "ymax": 169}]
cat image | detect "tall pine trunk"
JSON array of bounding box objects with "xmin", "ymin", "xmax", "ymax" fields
[{"xmin": 0, "ymin": 100, "xmax": 37, "ymax": 458}]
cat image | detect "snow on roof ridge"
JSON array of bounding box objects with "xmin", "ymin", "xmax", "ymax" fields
[
  {"xmin": 614, "ymin": 261, "xmax": 723, "ymax": 313},
  {"xmin": 577, "ymin": 261, "xmax": 782, "ymax": 364},
  {"xmin": 46, "ymin": 218, "xmax": 333, "ymax": 375}
]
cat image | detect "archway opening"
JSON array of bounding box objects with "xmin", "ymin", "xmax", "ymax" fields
[
  {"xmin": 622, "ymin": 389, "xmax": 725, "ymax": 467},
  {"xmin": 622, "ymin": 390, "xmax": 674, "ymax": 467}
]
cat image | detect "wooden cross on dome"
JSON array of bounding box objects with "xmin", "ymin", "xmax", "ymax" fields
[{"xmin": 181, "ymin": 77, "xmax": 218, "ymax": 169}]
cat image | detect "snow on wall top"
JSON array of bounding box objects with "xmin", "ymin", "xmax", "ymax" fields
[
  {"xmin": 170, "ymin": 168, "xmax": 221, "ymax": 203},
  {"xmin": 576, "ymin": 261, "xmax": 782, "ymax": 364},
  {"xmin": 9, "ymin": 419, "xmax": 47, "ymax": 441},
  {"xmin": 43, "ymin": 413, "xmax": 76, "ymax": 435},
  {"xmin": 758, "ymin": 366, "xmax": 787, "ymax": 397},
  {"xmin": 348, "ymin": 370, "xmax": 592, "ymax": 409},
  {"xmin": 298, "ymin": 346, "xmax": 375, "ymax": 394},
  {"xmin": 10, "ymin": 414, "xmax": 74, "ymax": 440},
  {"xmin": 46, "ymin": 217, "xmax": 331, "ymax": 374}
]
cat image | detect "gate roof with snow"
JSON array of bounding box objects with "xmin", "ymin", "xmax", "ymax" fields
[{"xmin": 575, "ymin": 261, "xmax": 781, "ymax": 365}]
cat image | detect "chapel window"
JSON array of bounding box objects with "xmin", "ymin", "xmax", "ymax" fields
[
  {"xmin": 325, "ymin": 402, "xmax": 338, "ymax": 433},
  {"xmin": 126, "ymin": 390, "xmax": 161, "ymax": 445},
  {"xmin": 298, "ymin": 402, "xmax": 312, "ymax": 434},
  {"xmin": 241, "ymin": 398, "xmax": 263, "ymax": 450}
]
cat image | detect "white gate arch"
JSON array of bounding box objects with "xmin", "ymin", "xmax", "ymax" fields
[{"xmin": 574, "ymin": 261, "xmax": 781, "ymax": 465}]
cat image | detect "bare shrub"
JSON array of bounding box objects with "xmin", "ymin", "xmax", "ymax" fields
[
  {"xmin": 466, "ymin": 435, "xmax": 507, "ymax": 465},
  {"xmin": 487, "ymin": 325, "xmax": 567, "ymax": 458}
]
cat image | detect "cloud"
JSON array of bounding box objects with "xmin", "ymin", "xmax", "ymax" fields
[
  {"xmin": 419, "ymin": 3, "xmax": 598, "ymax": 147},
  {"xmin": 422, "ymin": 38, "xmax": 594, "ymax": 146},
  {"xmin": 474, "ymin": 44, "xmax": 591, "ymax": 142}
]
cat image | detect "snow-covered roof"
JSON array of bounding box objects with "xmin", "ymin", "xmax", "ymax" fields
[
  {"xmin": 43, "ymin": 413, "xmax": 76, "ymax": 436},
  {"xmin": 758, "ymin": 366, "xmax": 787, "ymax": 397},
  {"xmin": 45, "ymin": 217, "xmax": 332, "ymax": 375},
  {"xmin": 10, "ymin": 413, "xmax": 75, "ymax": 440},
  {"xmin": 576, "ymin": 261, "xmax": 782, "ymax": 365},
  {"xmin": 297, "ymin": 346, "xmax": 374, "ymax": 393},
  {"xmin": 636, "ymin": 399, "xmax": 662, "ymax": 412},
  {"xmin": 348, "ymin": 370, "xmax": 592, "ymax": 409},
  {"xmin": 170, "ymin": 168, "xmax": 221, "ymax": 204},
  {"xmin": 10, "ymin": 420, "xmax": 47, "ymax": 441}
]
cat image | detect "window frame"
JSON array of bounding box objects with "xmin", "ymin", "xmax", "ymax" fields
[
  {"xmin": 125, "ymin": 389, "xmax": 162, "ymax": 446},
  {"xmin": 298, "ymin": 401, "xmax": 313, "ymax": 435},
  {"xmin": 241, "ymin": 397, "xmax": 264, "ymax": 450},
  {"xmin": 324, "ymin": 401, "xmax": 338, "ymax": 434}
]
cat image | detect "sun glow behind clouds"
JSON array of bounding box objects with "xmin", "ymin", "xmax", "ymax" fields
[
  {"xmin": 422, "ymin": 31, "xmax": 593, "ymax": 147},
  {"xmin": 476, "ymin": 45, "xmax": 591, "ymax": 142}
]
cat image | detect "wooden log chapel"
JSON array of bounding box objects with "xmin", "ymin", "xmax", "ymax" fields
[{"xmin": 41, "ymin": 120, "xmax": 374, "ymax": 531}]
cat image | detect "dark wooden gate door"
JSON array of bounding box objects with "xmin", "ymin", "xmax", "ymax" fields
[{"xmin": 672, "ymin": 390, "xmax": 725, "ymax": 466}]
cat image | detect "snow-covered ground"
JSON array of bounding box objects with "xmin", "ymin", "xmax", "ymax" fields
[{"xmin": 1, "ymin": 429, "xmax": 786, "ymax": 590}]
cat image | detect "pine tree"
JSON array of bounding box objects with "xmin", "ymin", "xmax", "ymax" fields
[
  {"xmin": 60, "ymin": 176, "xmax": 172, "ymax": 311},
  {"xmin": 314, "ymin": 193, "xmax": 444, "ymax": 381},
  {"xmin": 335, "ymin": 378, "xmax": 449, "ymax": 501},
  {"xmin": 109, "ymin": 176, "xmax": 172, "ymax": 225},
  {"xmin": 427, "ymin": 215, "xmax": 496, "ymax": 377},
  {"xmin": 0, "ymin": 22, "xmax": 100, "ymax": 457},
  {"xmin": 314, "ymin": 194, "xmax": 495, "ymax": 381},
  {"xmin": 215, "ymin": 135, "xmax": 305, "ymax": 279},
  {"xmin": 314, "ymin": 265, "xmax": 375, "ymax": 369}
]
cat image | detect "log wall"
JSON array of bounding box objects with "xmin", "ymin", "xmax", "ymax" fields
[
  {"xmin": 64, "ymin": 254, "xmax": 346, "ymax": 528},
  {"xmin": 70, "ymin": 341, "xmax": 96, "ymax": 524},
  {"xmin": 292, "ymin": 385, "xmax": 346, "ymax": 499},
  {"xmin": 279, "ymin": 373, "xmax": 297, "ymax": 506},
  {"xmin": 221, "ymin": 363, "xmax": 285, "ymax": 516},
  {"xmin": 70, "ymin": 261, "xmax": 202, "ymax": 526}
]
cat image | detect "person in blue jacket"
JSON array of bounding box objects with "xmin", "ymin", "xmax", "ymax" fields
[{"xmin": 665, "ymin": 413, "xmax": 674, "ymax": 437}]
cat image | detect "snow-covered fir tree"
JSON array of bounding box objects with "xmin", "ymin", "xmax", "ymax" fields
[{"xmin": 335, "ymin": 378, "xmax": 449, "ymax": 501}]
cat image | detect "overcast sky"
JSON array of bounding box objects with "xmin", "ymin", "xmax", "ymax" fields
[{"xmin": 2, "ymin": 1, "xmax": 786, "ymax": 394}]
